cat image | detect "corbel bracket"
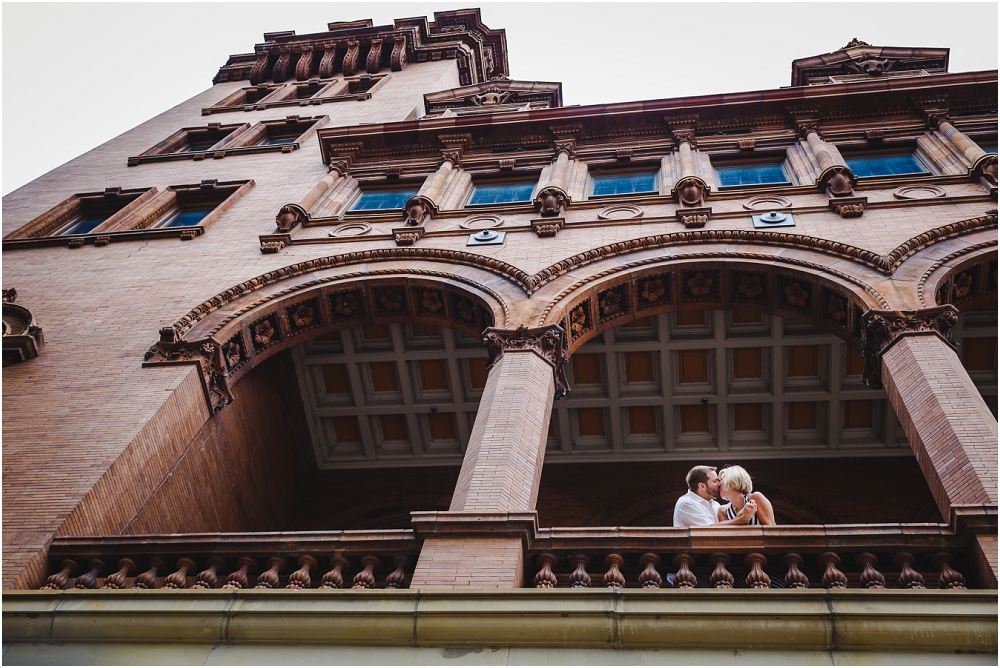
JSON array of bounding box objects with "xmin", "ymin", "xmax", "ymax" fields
[
  {"xmin": 860, "ymin": 305, "xmax": 959, "ymax": 389},
  {"xmin": 143, "ymin": 328, "xmax": 235, "ymax": 414},
  {"xmin": 483, "ymin": 324, "xmax": 570, "ymax": 398}
]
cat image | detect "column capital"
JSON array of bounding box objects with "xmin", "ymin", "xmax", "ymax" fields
[
  {"xmin": 860, "ymin": 304, "xmax": 959, "ymax": 388},
  {"xmin": 483, "ymin": 324, "xmax": 569, "ymax": 397},
  {"xmin": 143, "ymin": 332, "xmax": 234, "ymax": 414}
]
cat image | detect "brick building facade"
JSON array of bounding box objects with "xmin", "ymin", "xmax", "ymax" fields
[{"xmin": 3, "ymin": 11, "xmax": 997, "ymax": 663}]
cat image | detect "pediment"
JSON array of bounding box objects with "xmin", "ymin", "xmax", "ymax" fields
[
  {"xmin": 424, "ymin": 79, "xmax": 562, "ymax": 115},
  {"xmin": 791, "ymin": 39, "xmax": 949, "ymax": 86}
]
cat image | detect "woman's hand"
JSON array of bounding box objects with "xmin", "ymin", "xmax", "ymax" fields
[{"xmin": 736, "ymin": 499, "xmax": 757, "ymax": 524}]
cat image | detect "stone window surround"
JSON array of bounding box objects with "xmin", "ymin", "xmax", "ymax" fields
[
  {"xmin": 128, "ymin": 115, "xmax": 329, "ymax": 166},
  {"xmin": 202, "ymin": 74, "xmax": 389, "ymax": 115},
  {"xmin": 2, "ymin": 180, "xmax": 254, "ymax": 250}
]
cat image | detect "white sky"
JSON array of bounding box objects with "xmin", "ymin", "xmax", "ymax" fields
[{"xmin": 2, "ymin": 2, "xmax": 997, "ymax": 195}]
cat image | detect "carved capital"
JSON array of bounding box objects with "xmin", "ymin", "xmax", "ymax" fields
[
  {"xmin": 275, "ymin": 203, "xmax": 308, "ymax": 233},
  {"xmin": 553, "ymin": 140, "xmax": 576, "ymax": 158},
  {"xmin": 328, "ymin": 157, "xmax": 352, "ymax": 176},
  {"xmin": 533, "ymin": 186, "xmax": 568, "ymax": 217},
  {"xmin": 860, "ymin": 305, "xmax": 959, "ymax": 389},
  {"xmin": 143, "ymin": 335, "xmax": 234, "ymax": 413},
  {"xmin": 482, "ymin": 324, "xmax": 569, "ymax": 398},
  {"xmin": 440, "ymin": 149, "xmax": 463, "ymax": 167},
  {"xmin": 671, "ymin": 130, "xmax": 696, "ymax": 147}
]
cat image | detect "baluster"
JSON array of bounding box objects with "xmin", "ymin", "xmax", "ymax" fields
[
  {"xmin": 782, "ymin": 553, "xmax": 809, "ymax": 589},
  {"xmin": 254, "ymin": 557, "xmax": 285, "ymax": 589},
  {"xmin": 603, "ymin": 554, "xmax": 625, "ymax": 590},
  {"xmin": 568, "ymin": 555, "xmax": 591, "ymax": 589},
  {"xmin": 893, "ymin": 552, "xmax": 926, "ymax": 589},
  {"xmin": 319, "ymin": 556, "xmax": 349, "ymax": 589},
  {"xmin": 638, "ymin": 554, "xmax": 662, "ymax": 589},
  {"xmin": 855, "ymin": 553, "xmax": 885, "ymax": 589},
  {"xmin": 932, "ymin": 552, "xmax": 967, "ymax": 590},
  {"xmin": 352, "ymin": 556, "xmax": 380, "ymax": 589},
  {"xmin": 672, "ymin": 554, "xmax": 697, "ymax": 589},
  {"xmin": 163, "ymin": 558, "xmax": 196, "ymax": 589},
  {"xmin": 709, "ymin": 553, "xmax": 734, "ymax": 589},
  {"xmin": 744, "ymin": 553, "xmax": 771, "ymax": 589},
  {"xmin": 533, "ymin": 553, "xmax": 558, "ymax": 589},
  {"xmin": 191, "ymin": 557, "xmax": 225, "ymax": 589},
  {"xmin": 41, "ymin": 559, "xmax": 79, "ymax": 590},
  {"xmin": 222, "ymin": 557, "xmax": 256, "ymax": 590},
  {"xmin": 818, "ymin": 552, "xmax": 848, "ymax": 589},
  {"xmin": 286, "ymin": 555, "xmax": 319, "ymax": 589},
  {"xmin": 385, "ymin": 556, "xmax": 409, "ymax": 589},
  {"xmin": 73, "ymin": 559, "xmax": 106, "ymax": 589},
  {"xmin": 101, "ymin": 558, "xmax": 137, "ymax": 589},
  {"xmin": 133, "ymin": 558, "xmax": 165, "ymax": 589}
]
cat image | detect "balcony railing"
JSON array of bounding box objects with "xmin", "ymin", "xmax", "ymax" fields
[{"xmin": 36, "ymin": 523, "xmax": 985, "ymax": 591}]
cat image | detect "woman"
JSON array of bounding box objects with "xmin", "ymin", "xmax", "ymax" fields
[{"xmin": 717, "ymin": 465, "xmax": 776, "ymax": 526}]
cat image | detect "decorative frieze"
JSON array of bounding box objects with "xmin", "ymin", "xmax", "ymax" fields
[
  {"xmin": 860, "ymin": 304, "xmax": 959, "ymax": 388},
  {"xmin": 482, "ymin": 324, "xmax": 569, "ymax": 397}
]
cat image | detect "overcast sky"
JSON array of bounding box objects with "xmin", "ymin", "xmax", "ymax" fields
[{"xmin": 3, "ymin": 2, "xmax": 997, "ymax": 195}]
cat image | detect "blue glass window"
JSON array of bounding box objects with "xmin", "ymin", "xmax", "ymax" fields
[
  {"xmin": 350, "ymin": 190, "xmax": 418, "ymax": 211},
  {"xmin": 468, "ymin": 183, "xmax": 534, "ymax": 205},
  {"xmin": 60, "ymin": 215, "xmax": 108, "ymax": 235},
  {"xmin": 984, "ymin": 147, "xmax": 998, "ymax": 154},
  {"xmin": 160, "ymin": 209, "xmax": 212, "ymax": 228},
  {"xmin": 592, "ymin": 173, "xmax": 657, "ymax": 196},
  {"xmin": 717, "ymin": 164, "xmax": 789, "ymax": 187},
  {"xmin": 264, "ymin": 137, "xmax": 298, "ymax": 146},
  {"xmin": 846, "ymin": 155, "xmax": 927, "ymax": 178}
]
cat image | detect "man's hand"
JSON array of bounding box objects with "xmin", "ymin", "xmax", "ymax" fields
[{"xmin": 735, "ymin": 499, "xmax": 758, "ymax": 524}]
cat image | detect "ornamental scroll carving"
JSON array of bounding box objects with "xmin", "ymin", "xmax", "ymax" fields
[
  {"xmin": 143, "ymin": 329, "xmax": 235, "ymax": 414},
  {"xmin": 482, "ymin": 324, "xmax": 569, "ymax": 398},
  {"xmin": 860, "ymin": 305, "xmax": 959, "ymax": 389}
]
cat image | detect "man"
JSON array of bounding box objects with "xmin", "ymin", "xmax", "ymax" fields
[{"xmin": 673, "ymin": 465, "xmax": 757, "ymax": 527}]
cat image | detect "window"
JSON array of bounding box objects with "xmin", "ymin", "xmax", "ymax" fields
[
  {"xmin": 467, "ymin": 183, "xmax": 534, "ymax": 205},
  {"xmin": 350, "ymin": 190, "xmax": 418, "ymax": 211},
  {"xmin": 592, "ymin": 173, "xmax": 657, "ymax": 196},
  {"xmin": 845, "ymin": 154, "xmax": 928, "ymax": 178},
  {"xmin": 203, "ymin": 75, "xmax": 384, "ymax": 115},
  {"xmin": 717, "ymin": 164, "xmax": 790, "ymax": 187},
  {"xmin": 3, "ymin": 180, "xmax": 253, "ymax": 249},
  {"xmin": 129, "ymin": 117, "xmax": 326, "ymax": 165}
]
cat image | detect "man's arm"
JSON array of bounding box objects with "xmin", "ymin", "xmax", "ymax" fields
[{"xmin": 673, "ymin": 498, "xmax": 713, "ymax": 527}]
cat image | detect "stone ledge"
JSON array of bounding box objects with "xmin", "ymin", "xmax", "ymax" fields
[{"xmin": 4, "ymin": 589, "xmax": 996, "ymax": 653}]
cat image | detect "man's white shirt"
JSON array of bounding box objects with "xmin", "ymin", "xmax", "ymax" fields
[{"xmin": 672, "ymin": 489, "xmax": 720, "ymax": 527}]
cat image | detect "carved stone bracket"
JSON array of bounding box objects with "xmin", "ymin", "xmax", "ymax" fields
[
  {"xmin": 672, "ymin": 176, "xmax": 709, "ymax": 209},
  {"xmin": 531, "ymin": 217, "xmax": 564, "ymax": 238},
  {"xmin": 259, "ymin": 235, "xmax": 290, "ymax": 254},
  {"xmin": 820, "ymin": 165, "xmax": 858, "ymax": 198},
  {"xmin": 677, "ymin": 206, "xmax": 712, "ymax": 228},
  {"xmin": 143, "ymin": 329, "xmax": 235, "ymax": 413},
  {"xmin": 829, "ymin": 195, "xmax": 868, "ymax": 218},
  {"xmin": 393, "ymin": 226, "xmax": 425, "ymax": 246},
  {"xmin": 482, "ymin": 324, "xmax": 569, "ymax": 398},
  {"xmin": 860, "ymin": 305, "xmax": 959, "ymax": 389},
  {"xmin": 2, "ymin": 288, "xmax": 44, "ymax": 367}
]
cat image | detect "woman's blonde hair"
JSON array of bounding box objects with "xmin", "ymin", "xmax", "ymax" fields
[{"xmin": 720, "ymin": 465, "xmax": 753, "ymax": 494}]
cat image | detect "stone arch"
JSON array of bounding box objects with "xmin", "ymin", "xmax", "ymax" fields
[
  {"xmin": 532, "ymin": 252, "xmax": 884, "ymax": 355},
  {"xmin": 144, "ymin": 258, "xmax": 522, "ymax": 414},
  {"xmin": 915, "ymin": 241, "xmax": 997, "ymax": 311}
]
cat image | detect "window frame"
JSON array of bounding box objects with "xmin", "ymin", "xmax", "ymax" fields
[
  {"xmin": 202, "ymin": 74, "xmax": 389, "ymax": 115},
  {"xmin": 841, "ymin": 147, "xmax": 933, "ymax": 180},
  {"xmin": 465, "ymin": 179, "xmax": 537, "ymax": 207},
  {"xmin": 714, "ymin": 162, "xmax": 793, "ymax": 189},
  {"xmin": 348, "ymin": 188, "xmax": 421, "ymax": 213}
]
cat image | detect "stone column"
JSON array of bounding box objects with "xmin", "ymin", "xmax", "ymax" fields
[
  {"xmin": 396, "ymin": 151, "xmax": 465, "ymax": 245},
  {"xmin": 862, "ymin": 305, "xmax": 998, "ymax": 586},
  {"xmin": 932, "ymin": 114, "xmax": 998, "ymax": 185},
  {"xmin": 797, "ymin": 122, "xmax": 864, "ymax": 216},
  {"xmin": 410, "ymin": 325, "xmax": 568, "ymax": 589}
]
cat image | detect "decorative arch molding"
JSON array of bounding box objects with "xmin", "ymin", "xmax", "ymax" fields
[
  {"xmin": 166, "ymin": 248, "xmax": 531, "ymax": 339},
  {"xmin": 916, "ymin": 241, "xmax": 997, "ymax": 310},
  {"xmin": 534, "ymin": 254, "xmax": 882, "ymax": 355},
  {"xmin": 527, "ymin": 214, "xmax": 997, "ymax": 294},
  {"xmin": 144, "ymin": 267, "xmax": 513, "ymax": 415}
]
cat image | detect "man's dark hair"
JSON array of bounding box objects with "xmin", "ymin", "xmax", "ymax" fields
[{"xmin": 686, "ymin": 465, "xmax": 717, "ymax": 492}]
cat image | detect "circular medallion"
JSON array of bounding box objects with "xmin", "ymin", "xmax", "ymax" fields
[
  {"xmin": 743, "ymin": 195, "xmax": 792, "ymax": 211},
  {"xmin": 460, "ymin": 214, "xmax": 504, "ymax": 230},
  {"xmin": 893, "ymin": 184, "xmax": 946, "ymax": 200},
  {"xmin": 597, "ymin": 204, "xmax": 643, "ymax": 220},
  {"xmin": 330, "ymin": 223, "xmax": 373, "ymax": 238}
]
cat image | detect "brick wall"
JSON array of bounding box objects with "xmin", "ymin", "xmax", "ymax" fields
[{"xmin": 410, "ymin": 536, "xmax": 524, "ymax": 588}]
